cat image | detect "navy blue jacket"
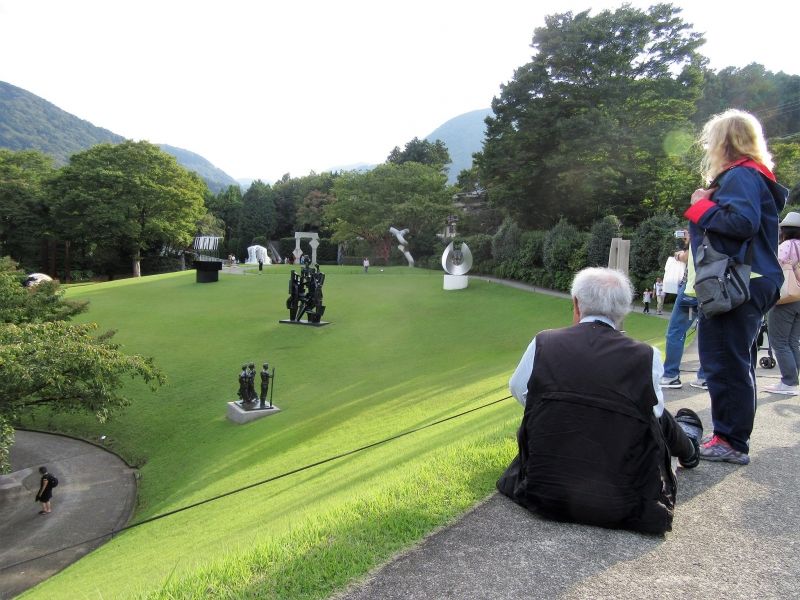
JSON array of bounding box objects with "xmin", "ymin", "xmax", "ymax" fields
[{"xmin": 684, "ymin": 159, "xmax": 788, "ymax": 292}]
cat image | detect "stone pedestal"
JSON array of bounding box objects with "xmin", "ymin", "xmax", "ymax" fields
[
  {"xmin": 226, "ymin": 402, "xmax": 280, "ymax": 424},
  {"xmin": 443, "ymin": 274, "xmax": 469, "ymax": 290},
  {"xmin": 196, "ymin": 260, "xmax": 222, "ymax": 283}
]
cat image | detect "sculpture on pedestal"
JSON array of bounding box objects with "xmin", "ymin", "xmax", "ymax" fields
[
  {"xmin": 230, "ymin": 361, "xmax": 279, "ymax": 420},
  {"xmin": 283, "ymin": 265, "xmax": 327, "ymax": 324},
  {"xmin": 442, "ymin": 241, "xmax": 474, "ymax": 290}
]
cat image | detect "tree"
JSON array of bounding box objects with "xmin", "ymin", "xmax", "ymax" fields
[
  {"xmin": 476, "ymin": 5, "xmax": 704, "ymax": 229},
  {"xmin": 773, "ymin": 140, "xmax": 800, "ymax": 204},
  {"xmin": 0, "ymin": 256, "xmax": 86, "ymax": 324},
  {"xmin": 0, "ymin": 258, "xmax": 163, "ymax": 473},
  {"xmin": 327, "ymin": 163, "xmax": 453, "ymax": 263},
  {"xmin": 694, "ymin": 64, "xmax": 800, "ymax": 138},
  {"xmin": 271, "ymin": 171, "xmax": 338, "ymax": 237},
  {"xmin": 207, "ymin": 185, "xmax": 243, "ymax": 253},
  {"xmin": 387, "ymin": 137, "xmax": 451, "ymax": 172},
  {"xmin": 296, "ymin": 190, "xmax": 334, "ymax": 232},
  {"xmin": 237, "ymin": 180, "xmax": 277, "ymax": 257},
  {"xmin": 0, "ymin": 150, "xmax": 55, "ymax": 269},
  {"xmin": 49, "ymin": 141, "xmax": 207, "ymax": 277}
]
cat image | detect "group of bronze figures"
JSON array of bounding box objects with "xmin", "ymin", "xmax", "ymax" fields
[
  {"xmin": 237, "ymin": 363, "xmax": 274, "ymax": 410},
  {"xmin": 235, "ymin": 265, "xmax": 329, "ymax": 409},
  {"xmin": 286, "ymin": 265, "xmax": 326, "ymax": 323}
]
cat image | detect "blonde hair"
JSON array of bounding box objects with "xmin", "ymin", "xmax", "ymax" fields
[{"xmin": 700, "ymin": 109, "xmax": 773, "ymax": 184}]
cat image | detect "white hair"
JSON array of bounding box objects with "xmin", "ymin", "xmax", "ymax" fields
[{"xmin": 570, "ymin": 267, "xmax": 633, "ymax": 325}]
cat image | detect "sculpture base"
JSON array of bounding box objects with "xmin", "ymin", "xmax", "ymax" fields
[
  {"xmin": 279, "ymin": 319, "xmax": 331, "ymax": 327},
  {"xmin": 443, "ymin": 274, "xmax": 469, "ymax": 290},
  {"xmin": 227, "ymin": 401, "xmax": 281, "ymax": 424}
]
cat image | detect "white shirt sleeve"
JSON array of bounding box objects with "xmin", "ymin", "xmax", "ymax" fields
[
  {"xmin": 509, "ymin": 337, "xmax": 537, "ymax": 407},
  {"xmin": 651, "ymin": 346, "xmax": 665, "ymax": 418}
]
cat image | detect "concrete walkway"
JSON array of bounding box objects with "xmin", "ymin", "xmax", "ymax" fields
[
  {"xmin": 0, "ymin": 431, "xmax": 137, "ymax": 599},
  {"xmin": 337, "ymin": 296, "xmax": 800, "ymax": 599}
]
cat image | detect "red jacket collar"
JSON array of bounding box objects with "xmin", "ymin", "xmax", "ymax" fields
[{"xmin": 722, "ymin": 157, "xmax": 776, "ymax": 182}]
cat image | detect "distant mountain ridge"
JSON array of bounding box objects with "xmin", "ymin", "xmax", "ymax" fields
[
  {"xmin": 425, "ymin": 108, "xmax": 491, "ymax": 184},
  {"xmin": 0, "ymin": 81, "xmax": 238, "ymax": 193},
  {"xmin": 327, "ymin": 109, "xmax": 491, "ymax": 183}
]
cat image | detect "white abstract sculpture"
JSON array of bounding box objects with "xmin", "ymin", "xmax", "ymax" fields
[
  {"xmin": 246, "ymin": 245, "xmax": 271, "ymax": 265},
  {"xmin": 293, "ymin": 232, "xmax": 320, "ymax": 265},
  {"xmin": 389, "ymin": 226, "xmax": 414, "ymax": 267},
  {"xmin": 441, "ymin": 241, "xmax": 473, "ymax": 290}
]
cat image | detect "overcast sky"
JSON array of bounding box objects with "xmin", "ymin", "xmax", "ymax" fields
[{"xmin": 1, "ymin": 1, "xmax": 797, "ymax": 182}]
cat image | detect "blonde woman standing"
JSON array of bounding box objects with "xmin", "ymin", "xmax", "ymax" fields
[{"xmin": 684, "ymin": 109, "xmax": 788, "ymax": 465}]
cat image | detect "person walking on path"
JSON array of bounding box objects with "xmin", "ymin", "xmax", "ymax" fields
[
  {"xmin": 765, "ymin": 211, "xmax": 800, "ymax": 395},
  {"xmin": 685, "ymin": 109, "xmax": 788, "ymax": 465},
  {"xmin": 35, "ymin": 466, "xmax": 56, "ymax": 514},
  {"xmin": 642, "ymin": 289, "xmax": 652, "ymax": 313},
  {"xmin": 660, "ymin": 239, "xmax": 707, "ymax": 390},
  {"xmin": 654, "ymin": 277, "xmax": 666, "ymax": 315}
]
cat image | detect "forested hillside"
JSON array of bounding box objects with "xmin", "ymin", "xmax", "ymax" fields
[
  {"xmin": 0, "ymin": 81, "xmax": 123, "ymax": 163},
  {"xmin": 0, "ymin": 81, "xmax": 238, "ymax": 193}
]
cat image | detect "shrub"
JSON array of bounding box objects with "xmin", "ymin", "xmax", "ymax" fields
[
  {"xmin": 460, "ymin": 234, "xmax": 493, "ymax": 266},
  {"xmin": 586, "ymin": 215, "xmax": 622, "ymax": 267},
  {"xmin": 543, "ymin": 219, "xmax": 586, "ymax": 291},
  {"xmin": 491, "ymin": 218, "xmax": 522, "ymax": 263},
  {"xmin": 629, "ymin": 213, "xmax": 680, "ymax": 291}
]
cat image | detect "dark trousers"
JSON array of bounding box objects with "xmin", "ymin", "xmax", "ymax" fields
[
  {"xmin": 660, "ymin": 410, "xmax": 695, "ymax": 462},
  {"xmin": 698, "ymin": 277, "xmax": 779, "ymax": 453}
]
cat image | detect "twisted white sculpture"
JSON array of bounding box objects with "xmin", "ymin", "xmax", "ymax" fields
[{"xmin": 389, "ymin": 226, "xmax": 414, "ymax": 267}]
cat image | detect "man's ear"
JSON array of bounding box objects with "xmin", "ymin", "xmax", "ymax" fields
[{"xmin": 572, "ymin": 297, "xmax": 581, "ymax": 324}]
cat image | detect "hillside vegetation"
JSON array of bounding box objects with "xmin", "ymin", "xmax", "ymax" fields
[
  {"xmin": 20, "ymin": 267, "xmax": 665, "ymax": 598},
  {"xmin": 0, "ymin": 81, "xmax": 238, "ymax": 193}
]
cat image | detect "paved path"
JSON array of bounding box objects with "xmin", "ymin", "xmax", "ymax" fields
[
  {"xmin": 0, "ymin": 431, "xmax": 137, "ymax": 599},
  {"xmin": 337, "ymin": 290, "xmax": 800, "ymax": 599}
]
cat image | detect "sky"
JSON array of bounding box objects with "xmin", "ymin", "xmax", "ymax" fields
[{"xmin": 1, "ymin": 0, "xmax": 798, "ymax": 183}]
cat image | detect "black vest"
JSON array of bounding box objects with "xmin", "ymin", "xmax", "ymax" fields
[{"xmin": 497, "ymin": 321, "xmax": 676, "ymax": 534}]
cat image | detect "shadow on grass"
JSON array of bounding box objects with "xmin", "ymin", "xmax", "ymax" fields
[{"xmin": 147, "ymin": 431, "xmax": 514, "ymax": 600}]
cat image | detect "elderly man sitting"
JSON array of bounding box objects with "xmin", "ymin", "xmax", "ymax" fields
[{"xmin": 497, "ymin": 267, "xmax": 703, "ymax": 534}]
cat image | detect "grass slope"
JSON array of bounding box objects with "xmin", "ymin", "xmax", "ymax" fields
[{"xmin": 20, "ymin": 267, "xmax": 666, "ymax": 599}]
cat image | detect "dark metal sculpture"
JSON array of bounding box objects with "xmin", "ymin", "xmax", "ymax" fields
[
  {"xmin": 246, "ymin": 363, "xmax": 257, "ymax": 404},
  {"xmin": 259, "ymin": 363, "xmax": 275, "ymax": 409},
  {"xmin": 238, "ymin": 364, "xmax": 251, "ymax": 406},
  {"xmin": 285, "ymin": 265, "xmax": 326, "ymax": 324}
]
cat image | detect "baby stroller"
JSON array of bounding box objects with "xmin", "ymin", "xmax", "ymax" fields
[{"xmin": 757, "ymin": 317, "xmax": 777, "ymax": 369}]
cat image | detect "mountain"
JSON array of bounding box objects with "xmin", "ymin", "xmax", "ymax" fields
[
  {"xmin": 158, "ymin": 144, "xmax": 239, "ymax": 193},
  {"xmin": 425, "ymin": 108, "xmax": 492, "ymax": 184},
  {"xmin": 0, "ymin": 81, "xmax": 238, "ymax": 193},
  {"xmin": 326, "ymin": 110, "xmax": 491, "ymax": 182}
]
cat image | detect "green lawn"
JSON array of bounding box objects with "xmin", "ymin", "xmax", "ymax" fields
[{"xmin": 20, "ymin": 266, "xmax": 667, "ymax": 599}]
